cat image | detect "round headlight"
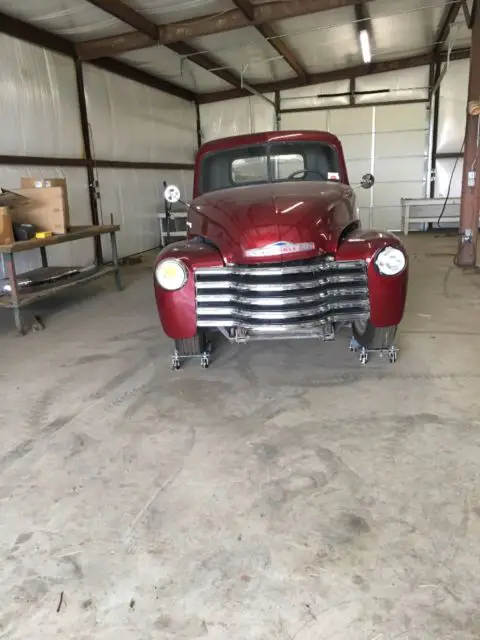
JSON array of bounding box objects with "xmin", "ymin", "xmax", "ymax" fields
[
  {"xmin": 155, "ymin": 259, "xmax": 188, "ymax": 291},
  {"xmin": 375, "ymin": 247, "xmax": 406, "ymax": 276}
]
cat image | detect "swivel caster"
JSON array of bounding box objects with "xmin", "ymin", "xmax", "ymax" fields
[
  {"xmin": 200, "ymin": 353, "xmax": 210, "ymax": 369},
  {"xmin": 359, "ymin": 348, "xmax": 368, "ymax": 365},
  {"xmin": 171, "ymin": 353, "xmax": 181, "ymax": 371},
  {"xmin": 388, "ymin": 347, "xmax": 398, "ymax": 364},
  {"xmin": 349, "ymin": 336, "xmax": 360, "ymax": 352}
]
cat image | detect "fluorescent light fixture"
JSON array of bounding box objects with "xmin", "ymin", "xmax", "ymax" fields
[{"xmin": 360, "ymin": 29, "xmax": 371, "ymax": 64}]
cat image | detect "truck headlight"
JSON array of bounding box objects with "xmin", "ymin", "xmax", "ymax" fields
[
  {"xmin": 155, "ymin": 259, "xmax": 188, "ymax": 290},
  {"xmin": 375, "ymin": 247, "xmax": 406, "ymax": 276}
]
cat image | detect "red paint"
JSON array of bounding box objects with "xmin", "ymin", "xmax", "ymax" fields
[
  {"xmin": 190, "ymin": 181, "xmax": 356, "ymax": 264},
  {"xmin": 336, "ymin": 230, "xmax": 408, "ymax": 327},
  {"xmin": 153, "ymin": 241, "xmax": 223, "ymax": 339},
  {"xmin": 154, "ymin": 130, "xmax": 409, "ymax": 339}
]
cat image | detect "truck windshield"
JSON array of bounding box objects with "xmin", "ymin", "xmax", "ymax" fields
[{"xmin": 201, "ymin": 140, "xmax": 341, "ymax": 193}]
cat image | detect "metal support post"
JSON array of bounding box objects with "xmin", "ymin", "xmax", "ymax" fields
[
  {"xmin": 4, "ymin": 252, "xmax": 23, "ymax": 334},
  {"xmin": 457, "ymin": 0, "xmax": 480, "ymax": 266},
  {"xmin": 110, "ymin": 231, "xmax": 122, "ymax": 291},
  {"xmin": 40, "ymin": 246, "xmax": 48, "ymax": 268},
  {"xmin": 75, "ymin": 58, "xmax": 103, "ymax": 266},
  {"xmin": 274, "ymin": 90, "xmax": 281, "ymax": 130}
]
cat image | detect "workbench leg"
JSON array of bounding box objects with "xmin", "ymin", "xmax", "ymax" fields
[
  {"xmin": 40, "ymin": 246, "xmax": 48, "ymax": 268},
  {"xmin": 4, "ymin": 252, "xmax": 24, "ymax": 335},
  {"xmin": 110, "ymin": 232, "xmax": 122, "ymax": 291}
]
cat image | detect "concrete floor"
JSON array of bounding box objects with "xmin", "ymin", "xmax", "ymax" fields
[{"xmin": 1, "ymin": 234, "xmax": 480, "ymax": 639}]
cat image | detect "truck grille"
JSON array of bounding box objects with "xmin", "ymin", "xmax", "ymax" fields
[{"xmin": 194, "ymin": 258, "xmax": 370, "ymax": 332}]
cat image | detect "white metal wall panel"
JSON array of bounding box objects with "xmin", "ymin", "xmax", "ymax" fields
[
  {"xmin": 83, "ymin": 65, "xmax": 196, "ymax": 163},
  {"xmin": 280, "ymin": 111, "xmax": 328, "ymax": 131},
  {"xmin": 281, "ymin": 81, "xmax": 350, "ymax": 109},
  {"xmin": 437, "ymin": 58, "xmax": 469, "ymax": 154},
  {"xmin": 355, "ymin": 66, "xmax": 429, "ymax": 104},
  {"xmin": 199, "ymin": 95, "xmax": 275, "ymax": 142},
  {"xmin": 0, "ymin": 34, "xmax": 83, "ymax": 157},
  {"xmin": 434, "ymin": 158, "xmax": 463, "ymax": 198},
  {"xmin": 0, "ymin": 167, "xmax": 93, "ymax": 276},
  {"xmin": 96, "ymin": 169, "xmax": 193, "ymax": 260},
  {"xmin": 373, "ymin": 103, "xmax": 428, "ymax": 230}
]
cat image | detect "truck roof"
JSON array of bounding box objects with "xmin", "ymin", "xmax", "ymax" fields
[{"xmin": 199, "ymin": 130, "xmax": 342, "ymax": 154}]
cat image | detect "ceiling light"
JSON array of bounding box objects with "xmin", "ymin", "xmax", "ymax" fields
[{"xmin": 360, "ymin": 29, "xmax": 371, "ymax": 64}]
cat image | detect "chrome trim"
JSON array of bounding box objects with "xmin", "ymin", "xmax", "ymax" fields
[
  {"xmin": 197, "ymin": 285, "xmax": 368, "ymax": 306},
  {"xmin": 197, "ymin": 299, "xmax": 369, "ymax": 320},
  {"xmin": 194, "ymin": 258, "xmax": 369, "ymax": 333},
  {"xmin": 197, "ymin": 312, "xmax": 370, "ymax": 332},
  {"xmin": 195, "ymin": 260, "xmax": 365, "ymax": 277},
  {"xmin": 195, "ymin": 272, "xmax": 366, "ymax": 291}
]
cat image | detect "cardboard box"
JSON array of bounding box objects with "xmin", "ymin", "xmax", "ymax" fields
[
  {"xmin": 0, "ymin": 207, "xmax": 14, "ymax": 245},
  {"xmin": 20, "ymin": 178, "xmax": 71, "ymax": 229},
  {"xmin": 10, "ymin": 186, "xmax": 69, "ymax": 234}
]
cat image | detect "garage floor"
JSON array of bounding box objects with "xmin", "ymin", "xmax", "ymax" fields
[{"xmin": 1, "ymin": 234, "xmax": 480, "ymax": 640}]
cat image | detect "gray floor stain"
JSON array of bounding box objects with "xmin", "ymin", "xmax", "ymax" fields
[{"xmin": 1, "ymin": 236, "xmax": 480, "ymax": 639}]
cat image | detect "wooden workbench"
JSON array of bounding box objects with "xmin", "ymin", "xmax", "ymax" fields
[{"xmin": 0, "ymin": 224, "xmax": 122, "ymax": 334}]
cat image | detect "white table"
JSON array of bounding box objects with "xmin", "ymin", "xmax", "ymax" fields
[{"xmin": 400, "ymin": 197, "xmax": 461, "ymax": 235}]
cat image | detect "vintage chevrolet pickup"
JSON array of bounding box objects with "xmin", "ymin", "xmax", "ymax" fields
[{"xmin": 154, "ymin": 130, "xmax": 408, "ymax": 368}]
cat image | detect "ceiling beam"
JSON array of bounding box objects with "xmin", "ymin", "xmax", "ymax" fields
[
  {"xmin": 91, "ymin": 57, "xmax": 195, "ymax": 101},
  {"xmin": 166, "ymin": 43, "xmax": 246, "ymax": 91},
  {"xmin": 76, "ymin": 0, "xmax": 370, "ymax": 60},
  {"xmin": 433, "ymin": 0, "xmax": 462, "ymax": 56},
  {"xmin": 0, "ymin": 9, "xmax": 75, "ymax": 57},
  {"xmin": 197, "ymin": 47, "xmax": 471, "ymax": 103},
  {"xmin": 231, "ymin": 0, "xmax": 307, "ymax": 80},
  {"xmin": 85, "ymin": 0, "xmax": 248, "ymax": 90},
  {"xmin": 0, "ymin": 9, "xmax": 194, "ymax": 101}
]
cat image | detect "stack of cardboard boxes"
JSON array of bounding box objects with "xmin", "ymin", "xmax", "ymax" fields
[{"xmin": 0, "ymin": 178, "xmax": 71, "ymax": 245}]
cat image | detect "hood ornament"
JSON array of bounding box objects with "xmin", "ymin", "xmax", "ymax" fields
[{"xmin": 244, "ymin": 241, "xmax": 315, "ymax": 258}]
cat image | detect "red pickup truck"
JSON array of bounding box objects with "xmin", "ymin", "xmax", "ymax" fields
[{"xmin": 154, "ymin": 130, "xmax": 408, "ymax": 368}]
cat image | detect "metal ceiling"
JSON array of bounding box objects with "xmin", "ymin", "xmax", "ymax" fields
[{"xmin": 0, "ymin": 0, "xmax": 472, "ymax": 101}]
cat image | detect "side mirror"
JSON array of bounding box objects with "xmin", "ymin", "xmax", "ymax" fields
[
  {"xmin": 360, "ymin": 173, "xmax": 375, "ymax": 189},
  {"xmin": 164, "ymin": 184, "xmax": 181, "ymax": 204}
]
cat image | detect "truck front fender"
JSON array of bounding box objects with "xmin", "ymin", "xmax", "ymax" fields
[
  {"xmin": 153, "ymin": 240, "xmax": 223, "ymax": 339},
  {"xmin": 336, "ymin": 229, "xmax": 408, "ymax": 328}
]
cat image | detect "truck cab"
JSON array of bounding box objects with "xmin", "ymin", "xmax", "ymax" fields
[{"xmin": 154, "ymin": 130, "xmax": 408, "ymax": 368}]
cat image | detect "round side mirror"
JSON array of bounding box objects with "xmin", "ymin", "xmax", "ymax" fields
[
  {"xmin": 164, "ymin": 184, "xmax": 181, "ymax": 203},
  {"xmin": 361, "ymin": 173, "xmax": 375, "ymax": 189}
]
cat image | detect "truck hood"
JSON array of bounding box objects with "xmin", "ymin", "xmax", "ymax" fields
[{"xmin": 193, "ymin": 181, "xmax": 354, "ymax": 264}]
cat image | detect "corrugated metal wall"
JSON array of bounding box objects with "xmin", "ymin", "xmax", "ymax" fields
[
  {"xmin": 435, "ymin": 58, "xmax": 469, "ymax": 198},
  {"xmin": 0, "ymin": 32, "xmax": 197, "ymax": 275},
  {"xmin": 199, "ymin": 95, "xmax": 276, "ymax": 142}
]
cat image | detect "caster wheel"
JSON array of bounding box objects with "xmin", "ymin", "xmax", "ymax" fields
[
  {"xmin": 201, "ymin": 362, "xmax": 209, "ymax": 369},
  {"xmin": 171, "ymin": 355, "xmax": 181, "ymax": 371},
  {"xmin": 388, "ymin": 350, "xmax": 398, "ymax": 364},
  {"xmin": 359, "ymin": 349, "xmax": 368, "ymax": 365}
]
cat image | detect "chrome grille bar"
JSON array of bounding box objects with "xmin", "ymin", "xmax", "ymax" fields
[{"xmin": 194, "ymin": 258, "xmax": 369, "ymax": 331}]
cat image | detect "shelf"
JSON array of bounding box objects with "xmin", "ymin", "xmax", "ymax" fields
[{"xmin": 0, "ymin": 265, "xmax": 116, "ymax": 308}]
